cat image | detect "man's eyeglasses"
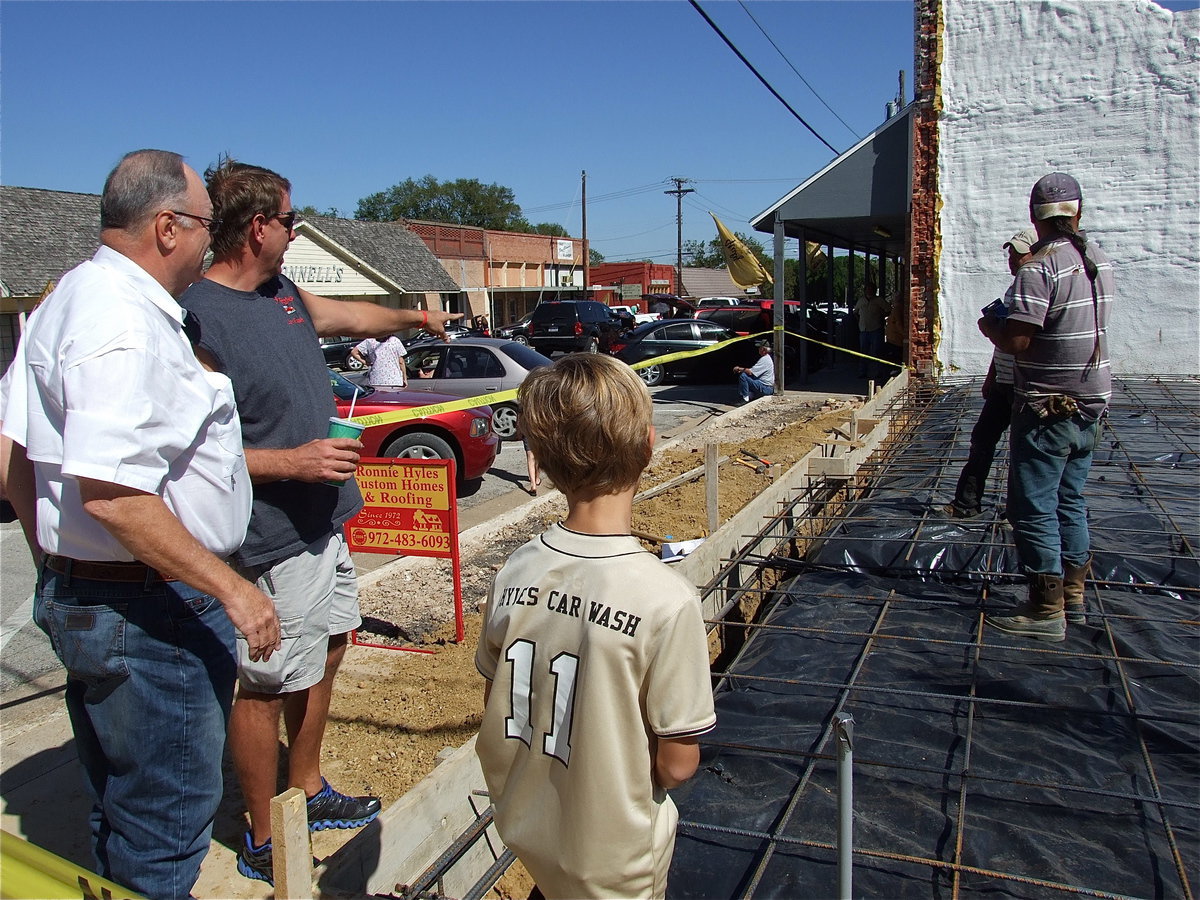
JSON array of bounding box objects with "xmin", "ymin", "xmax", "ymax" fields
[
  {"xmin": 170, "ymin": 211, "xmax": 222, "ymax": 234},
  {"xmin": 269, "ymin": 211, "xmax": 300, "ymax": 232}
]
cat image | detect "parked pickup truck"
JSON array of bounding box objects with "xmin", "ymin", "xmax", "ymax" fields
[{"xmin": 610, "ymin": 304, "xmax": 660, "ymax": 325}]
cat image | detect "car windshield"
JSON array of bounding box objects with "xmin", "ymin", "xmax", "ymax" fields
[
  {"xmin": 499, "ymin": 343, "xmax": 553, "ymax": 370},
  {"xmin": 328, "ymin": 368, "xmax": 375, "ymax": 400}
]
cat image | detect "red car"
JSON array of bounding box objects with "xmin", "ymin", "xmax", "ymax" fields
[{"xmin": 330, "ymin": 370, "xmax": 498, "ymax": 483}]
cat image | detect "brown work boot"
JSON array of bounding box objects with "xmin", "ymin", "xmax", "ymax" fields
[
  {"xmin": 1063, "ymin": 556, "xmax": 1091, "ymax": 625},
  {"xmin": 986, "ymin": 573, "xmax": 1066, "ymax": 642}
]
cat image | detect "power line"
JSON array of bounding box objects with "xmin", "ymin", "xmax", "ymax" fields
[
  {"xmin": 687, "ymin": 190, "xmax": 748, "ymax": 223},
  {"xmin": 737, "ymin": 0, "xmax": 861, "ymax": 140},
  {"xmin": 590, "ymin": 222, "xmax": 675, "ymax": 243},
  {"xmin": 521, "ymin": 181, "xmax": 667, "ymax": 214},
  {"xmin": 688, "ymin": 0, "xmax": 841, "ymax": 156}
]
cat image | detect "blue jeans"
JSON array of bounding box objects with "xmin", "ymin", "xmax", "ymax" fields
[
  {"xmin": 738, "ymin": 371, "xmax": 774, "ymax": 401},
  {"xmin": 1007, "ymin": 406, "xmax": 1099, "ymax": 576},
  {"xmin": 35, "ymin": 568, "xmax": 237, "ymax": 899},
  {"xmin": 858, "ymin": 328, "xmax": 885, "ymax": 378}
]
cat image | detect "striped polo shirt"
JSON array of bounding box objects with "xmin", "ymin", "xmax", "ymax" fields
[
  {"xmin": 1008, "ymin": 234, "xmax": 1113, "ymax": 422},
  {"xmin": 990, "ymin": 281, "xmax": 1018, "ymax": 386}
]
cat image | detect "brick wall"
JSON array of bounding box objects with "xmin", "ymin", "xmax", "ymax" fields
[
  {"xmin": 486, "ymin": 231, "xmax": 584, "ymax": 267},
  {"xmin": 908, "ymin": 0, "xmax": 941, "ymax": 376}
]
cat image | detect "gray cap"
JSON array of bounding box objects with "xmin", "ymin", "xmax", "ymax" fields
[
  {"xmin": 1003, "ymin": 229, "xmax": 1039, "ymax": 255},
  {"xmin": 1030, "ymin": 172, "xmax": 1082, "ymax": 220}
]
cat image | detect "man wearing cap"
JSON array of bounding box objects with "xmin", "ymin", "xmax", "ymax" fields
[
  {"xmin": 733, "ymin": 340, "xmax": 775, "ymax": 405},
  {"xmin": 946, "ymin": 228, "xmax": 1038, "ymax": 518},
  {"xmin": 978, "ymin": 173, "xmax": 1114, "ymax": 642}
]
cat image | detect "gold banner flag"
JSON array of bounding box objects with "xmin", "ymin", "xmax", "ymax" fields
[
  {"xmin": 711, "ymin": 213, "xmax": 773, "ymax": 288},
  {"xmin": 805, "ymin": 241, "xmax": 826, "ymax": 274}
]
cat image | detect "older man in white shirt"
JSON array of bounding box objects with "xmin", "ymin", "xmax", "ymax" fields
[
  {"xmin": 733, "ymin": 340, "xmax": 776, "ymax": 405},
  {"xmin": 0, "ymin": 149, "xmax": 279, "ymax": 899}
]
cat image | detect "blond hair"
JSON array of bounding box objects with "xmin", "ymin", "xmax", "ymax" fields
[{"xmin": 518, "ymin": 355, "xmax": 652, "ymax": 497}]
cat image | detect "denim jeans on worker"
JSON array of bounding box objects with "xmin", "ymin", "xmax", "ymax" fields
[
  {"xmin": 951, "ymin": 382, "xmax": 1014, "ymax": 514},
  {"xmin": 1007, "ymin": 405, "xmax": 1099, "ymax": 577},
  {"xmin": 858, "ymin": 328, "xmax": 885, "ymax": 378},
  {"xmin": 738, "ymin": 370, "xmax": 774, "ymax": 401},
  {"xmin": 34, "ymin": 568, "xmax": 237, "ymax": 899}
]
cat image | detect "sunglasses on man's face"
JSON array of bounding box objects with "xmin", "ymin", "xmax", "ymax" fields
[{"xmin": 269, "ymin": 210, "xmax": 299, "ymax": 232}]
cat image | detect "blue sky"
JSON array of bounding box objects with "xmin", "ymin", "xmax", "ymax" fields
[{"xmin": 2, "ymin": 1, "xmax": 1194, "ymax": 264}]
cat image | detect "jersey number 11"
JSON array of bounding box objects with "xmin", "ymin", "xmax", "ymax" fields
[{"xmin": 504, "ymin": 639, "xmax": 579, "ymax": 766}]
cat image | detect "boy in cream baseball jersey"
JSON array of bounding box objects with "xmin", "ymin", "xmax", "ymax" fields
[{"xmin": 475, "ymin": 354, "xmax": 716, "ymax": 899}]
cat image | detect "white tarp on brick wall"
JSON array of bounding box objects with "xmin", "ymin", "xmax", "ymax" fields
[{"xmin": 937, "ymin": 0, "xmax": 1199, "ymax": 375}]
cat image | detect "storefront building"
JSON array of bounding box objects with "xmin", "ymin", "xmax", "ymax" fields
[{"xmin": 406, "ymin": 219, "xmax": 587, "ymax": 329}]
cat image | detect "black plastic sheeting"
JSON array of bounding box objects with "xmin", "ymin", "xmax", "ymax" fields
[{"xmin": 669, "ymin": 377, "xmax": 1199, "ymax": 899}]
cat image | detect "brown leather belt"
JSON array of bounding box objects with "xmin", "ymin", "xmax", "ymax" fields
[{"xmin": 43, "ymin": 554, "xmax": 177, "ymax": 583}]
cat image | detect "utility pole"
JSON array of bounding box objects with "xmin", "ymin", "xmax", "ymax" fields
[
  {"xmin": 665, "ymin": 177, "xmax": 694, "ymax": 296},
  {"xmin": 581, "ymin": 170, "xmax": 589, "ymax": 299}
]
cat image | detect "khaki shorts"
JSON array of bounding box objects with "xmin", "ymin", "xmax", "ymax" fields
[{"xmin": 234, "ymin": 531, "xmax": 360, "ymax": 694}]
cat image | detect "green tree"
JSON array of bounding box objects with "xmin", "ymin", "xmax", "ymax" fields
[
  {"xmin": 297, "ymin": 204, "xmax": 341, "ymax": 218},
  {"xmin": 528, "ymin": 222, "xmax": 569, "ymax": 237},
  {"xmin": 356, "ymin": 175, "xmax": 529, "ymax": 230},
  {"xmin": 589, "ymin": 247, "xmax": 605, "ymax": 267}
]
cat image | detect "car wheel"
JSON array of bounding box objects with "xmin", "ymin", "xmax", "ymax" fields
[
  {"xmin": 639, "ymin": 364, "xmax": 666, "ymax": 387},
  {"xmin": 345, "ymin": 354, "xmax": 366, "ymax": 372},
  {"xmin": 583, "ymin": 336, "xmax": 599, "ymax": 354},
  {"xmin": 513, "ymin": 333, "xmax": 530, "ymax": 346},
  {"xmin": 491, "ymin": 404, "xmax": 519, "ymax": 440},
  {"xmin": 381, "ymin": 432, "xmax": 455, "ymax": 463}
]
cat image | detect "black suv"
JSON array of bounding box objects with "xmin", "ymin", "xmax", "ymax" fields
[{"xmin": 529, "ymin": 301, "xmax": 624, "ymax": 355}]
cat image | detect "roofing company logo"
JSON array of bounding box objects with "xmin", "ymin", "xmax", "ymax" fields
[{"xmin": 276, "ymin": 294, "xmax": 305, "ymax": 325}]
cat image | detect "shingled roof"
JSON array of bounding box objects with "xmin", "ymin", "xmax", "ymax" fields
[
  {"xmin": 302, "ymin": 215, "xmax": 460, "ymax": 293},
  {"xmin": 1, "ymin": 186, "xmax": 101, "ymax": 296},
  {"xmin": 680, "ymin": 267, "xmax": 752, "ymax": 300}
]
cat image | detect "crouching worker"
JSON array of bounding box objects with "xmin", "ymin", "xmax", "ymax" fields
[{"xmin": 475, "ymin": 354, "xmax": 717, "ymax": 899}]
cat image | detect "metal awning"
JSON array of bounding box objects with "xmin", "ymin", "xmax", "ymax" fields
[{"xmin": 751, "ymin": 106, "xmax": 913, "ymax": 258}]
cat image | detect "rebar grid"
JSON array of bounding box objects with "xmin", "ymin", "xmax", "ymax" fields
[{"xmin": 674, "ymin": 376, "xmax": 1199, "ymax": 900}]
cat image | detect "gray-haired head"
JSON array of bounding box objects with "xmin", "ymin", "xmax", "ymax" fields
[{"xmin": 100, "ymin": 149, "xmax": 190, "ymax": 232}]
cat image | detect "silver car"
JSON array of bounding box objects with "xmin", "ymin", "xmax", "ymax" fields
[{"xmin": 403, "ymin": 338, "xmax": 552, "ymax": 440}]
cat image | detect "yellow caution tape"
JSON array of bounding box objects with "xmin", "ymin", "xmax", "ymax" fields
[
  {"xmin": 0, "ymin": 829, "xmax": 144, "ymax": 899},
  {"xmin": 343, "ymin": 324, "xmax": 906, "ymax": 432},
  {"xmin": 626, "ymin": 331, "xmax": 761, "ymax": 371},
  {"xmin": 348, "ymin": 389, "xmax": 518, "ymax": 428}
]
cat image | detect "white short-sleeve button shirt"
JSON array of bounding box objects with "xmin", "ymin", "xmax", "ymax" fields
[{"xmin": 0, "ymin": 246, "xmax": 251, "ymax": 561}]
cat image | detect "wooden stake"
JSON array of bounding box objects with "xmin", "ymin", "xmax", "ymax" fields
[
  {"xmin": 705, "ymin": 443, "xmax": 719, "ymax": 535},
  {"xmin": 271, "ymin": 787, "xmax": 313, "ymax": 899}
]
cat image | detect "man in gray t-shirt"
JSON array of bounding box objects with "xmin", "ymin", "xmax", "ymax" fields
[
  {"xmin": 182, "ymin": 157, "xmax": 461, "ymax": 886},
  {"xmin": 978, "ymin": 173, "xmax": 1113, "ymax": 643}
]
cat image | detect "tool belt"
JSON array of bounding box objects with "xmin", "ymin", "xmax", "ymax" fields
[
  {"xmin": 43, "ymin": 554, "xmax": 177, "ymax": 583},
  {"xmin": 1031, "ymin": 394, "xmax": 1080, "ymax": 420}
]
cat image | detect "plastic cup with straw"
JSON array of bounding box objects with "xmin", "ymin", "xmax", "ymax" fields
[{"xmin": 326, "ymin": 384, "xmax": 364, "ymax": 485}]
